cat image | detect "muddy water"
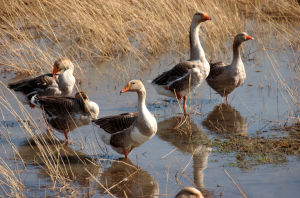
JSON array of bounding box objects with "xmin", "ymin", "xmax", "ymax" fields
[{"xmin": 0, "ymin": 44, "xmax": 299, "ymax": 197}]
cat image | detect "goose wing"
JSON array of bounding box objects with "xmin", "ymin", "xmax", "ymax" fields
[
  {"xmin": 93, "ymin": 112, "xmax": 138, "ymax": 134},
  {"xmin": 34, "ymin": 95, "xmax": 79, "ymax": 117},
  {"xmin": 207, "ymin": 62, "xmax": 227, "ymax": 80},
  {"xmin": 8, "ymin": 74, "xmax": 58, "ymax": 96},
  {"xmin": 152, "ymin": 62, "xmax": 193, "ymax": 86}
]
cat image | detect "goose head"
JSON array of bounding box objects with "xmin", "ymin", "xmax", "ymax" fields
[
  {"xmin": 192, "ymin": 12, "xmax": 211, "ymax": 23},
  {"xmin": 175, "ymin": 187, "xmax": 204, "ymax": 198},
  {"xmin": 120, "ymin": 80, "xmax": 145, "ymax": 93},
  {"xmin": 234, "ymin": 32, "xmax": 254, "ymax": 44},
  {"xmin": 52, "ymin": 57, "xmax": 74, "ymax": 76}
]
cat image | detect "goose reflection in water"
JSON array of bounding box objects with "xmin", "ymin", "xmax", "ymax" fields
[
  {"xmin": 98, "ymin": 158, "xmax": 159, "ymax": 197},
  {"xmin": 18, "ymin": 133, "xmax": 100, "ymax": 185},
  {"xmin": 202, "ymin": 103, "xmax": 247, "ymax": 136},
  {"xmin": 157, "ymin": 116, "xmax": 211, "ymax": 196}
]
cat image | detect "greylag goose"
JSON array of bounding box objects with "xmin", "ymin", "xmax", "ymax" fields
[
  {"xmin": 93, "ymin": 80, "xmax": 157, "ymax": 158},
  {"xmin": 8, "ymin": 57, "xmax": 75, "ymax": 107},
  {"xmin": 206, "ymin": 32, "xmax": 253, "ymax": 104},
  {"xmin": 151, "ymin": 12, "xmax": 211, "ymax": 114},
  {"xmin": 175, "ymin": 187, "xmax": 204, "ymax": 198},
  {"xmin": 31, "ymin": 91, "xmax": 99, "ymax": 143}
]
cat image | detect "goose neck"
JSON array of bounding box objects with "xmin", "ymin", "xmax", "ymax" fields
[
  {"xmin": 59, "ymin": 69, "xmax": 72, "ymax": 80},
  {"xmin": 232, "ymin": 41, "xmax": 242, "ymax": 63},
  {"xmin": 189, "ymin": 21, "xmax": 204, "ymax": 61},
  {"xmin": 137, "ymin": 89, "xmax": 147, "ymax": 114}
]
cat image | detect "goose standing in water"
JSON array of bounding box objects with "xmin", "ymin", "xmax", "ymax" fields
[
  {"xmin": 151, "ymin": 12, "xmax": 211, "ymax": 114},
  {"xmin": 31, "ymin": 91, "xmax": 99, "ymax": 143},
  {"xmin": 93, "ymin": 80, "xmax": 157, "ymax": 158},
  {"xmin": 206, "ymin": 32, "xmax": 253, "ymax": 104},
  {"xmin": 8, "ymin": 57, "xmax": 76, "ymax": 107}
]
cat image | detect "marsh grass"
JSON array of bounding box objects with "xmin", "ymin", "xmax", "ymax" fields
[
  {"xmin": 0, "ymin": 0, "xmax": 299, "ymax": 72},
  {"xmin": 0, "ymin": 159, "xmax": 24, "ymax": 197}
]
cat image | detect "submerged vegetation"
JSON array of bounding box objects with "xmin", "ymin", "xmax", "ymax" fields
[{"xmin": 200, "ymin": 127, "xmax": 300, "ymax": 168}]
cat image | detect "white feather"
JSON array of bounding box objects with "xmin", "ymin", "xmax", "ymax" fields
[
  {"xmin": 58, "ymin": 69, "xmax": 75, "ymax": 95},
  {"xmin": 30, "ymin": 94, "xmax": 40, "ymax": 107},
  {"xmin": 87, "ymin": 101, "xmax": 99, "ymax": 119},
  {"xmin": 130, "ymin": 127, "xmax": 155, "ymax": 144}
]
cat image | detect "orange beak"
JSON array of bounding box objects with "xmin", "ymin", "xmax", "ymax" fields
[
  {"xmin": 52, "ymin": 65, "xmax": 58, "ymax": 76},
  {"xmin": 202, "ymin": 13, "xmax": 211, "ymax": 21},
  {"xmin": 120, "ymin": 83, "xmax": 130, "ymax": 93},
  {"xmin": 246, "ymin": 35, "xmax": 254, "ymax": 40}
]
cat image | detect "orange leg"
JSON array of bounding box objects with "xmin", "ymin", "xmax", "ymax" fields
[
  {"xmin": 123, "ymin": 149, "xmax": 129, "ymax": 159},
  {"xmin": 64, "ymin": 131, "xmax": 69, "ymax": 144},
  {"xmin": 29, "ymin": 103, "xmax": 35, "ymax": 108},
  {"xmin": 123, "ymin": 147, "xmax": 134, "ymax": 159},
  {"xmin": 226, "ymin": 95, "xmax": 229, "ymax": 105},
  {"xmin": 183, "ymin": 95, "xmax": 187, "ymax": 114}
]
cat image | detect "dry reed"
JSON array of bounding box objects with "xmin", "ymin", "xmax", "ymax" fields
[{"xmin": 0, "ymin": 0, "xmax": 298, "ymax": 73}]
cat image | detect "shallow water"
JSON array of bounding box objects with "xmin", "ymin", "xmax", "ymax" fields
[{"xmin": 0, "ymin": 41, "xmax": 299, "ymax": 197}]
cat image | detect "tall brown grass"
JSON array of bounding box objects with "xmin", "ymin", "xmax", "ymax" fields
[
  {"xmin": 0, "ymin": 159, "xmax": 24, "ymax": 197},
  {"xmin": 0, "ymin": 0, "xmax": 299, "ymax": 74}
]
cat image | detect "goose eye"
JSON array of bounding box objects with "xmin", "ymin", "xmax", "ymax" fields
[{"xmin": 132, "ymin": 82, "xmax": 135, "ymax": 85}]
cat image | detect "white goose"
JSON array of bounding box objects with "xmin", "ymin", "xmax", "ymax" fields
[
  {"xmin": 93, "ymin": 80, "xmax": 157, "ymax": 158},
  {"xmin": 8, "ymin": 57, "xmax": 75, "ymax": 107},
  {"xmin": 206, "ymin": 32, "xmax": 253, "ymax": 104},
  {"xmin": 151, "ymin": 12, "xmax": 211, "ymax": 114},
  {"xmin": 31, "ymin": 91, "xmax": 99, "ymax": 143}
]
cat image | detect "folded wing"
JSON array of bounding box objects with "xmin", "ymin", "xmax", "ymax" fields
[{"xmin": 93, "ymin": 112, "xmax": 138, "ymax": 134}]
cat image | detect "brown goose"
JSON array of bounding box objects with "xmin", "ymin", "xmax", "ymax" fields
[
  {"xmin": 93, "ymin": 80, "xmax": 157, "ymax": 158},
  {"xmin": 152, "ymin": 12, "xmax": 211, "ymax": 114},
  {"xmin": 175, "ymin": 187, "xmax": 204, "ymax": 198},
  {"xmin": 31, "ymin": 91, "xmax": 99, "ymax": 143},
  {"xmin": 8, "ymin": 57, "xmax": 75, "ymax": 107},
  {"xmin": 206, "ymin": 32, "xmax": 253, "ymax": 104}
]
